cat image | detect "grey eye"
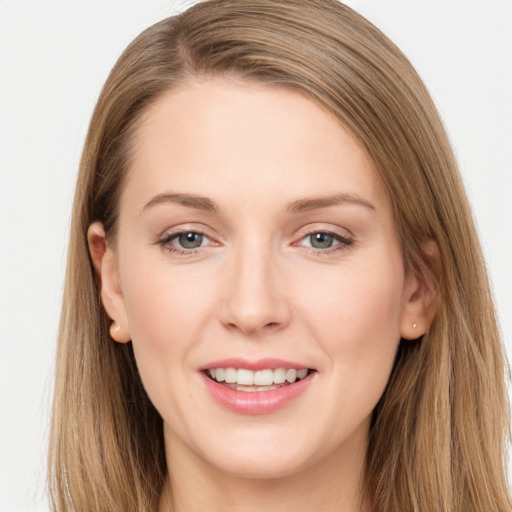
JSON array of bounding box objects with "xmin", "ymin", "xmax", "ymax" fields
[
  {"xmin": 309, "ymin": 233, "xmax": 335, "ymax": 249},
  {"xmin": 177, "ymin": 232, "xmax": 204, "ymax": 249}
]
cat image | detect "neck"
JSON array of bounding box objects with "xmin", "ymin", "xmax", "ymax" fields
[{"xmin": 158, "ymin": 425, "xmax": 371, "ymax": 512}]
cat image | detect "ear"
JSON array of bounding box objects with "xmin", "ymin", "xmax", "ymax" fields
[
  {"xmin": 87, "ymin": 222, "xmax": 131, "ymax": 343},
  {"xmin": 400, "ymin": 240, "xmax": 440, "ymax": 340}
]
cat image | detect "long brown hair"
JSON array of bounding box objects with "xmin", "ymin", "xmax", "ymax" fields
[{"xmin": 48, "ymin": 1, "xmax": 511, "ymax": 510}]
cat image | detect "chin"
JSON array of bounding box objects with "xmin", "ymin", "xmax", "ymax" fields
[
  {"xmin": 209, "ymin": 450, "xmax": 315, "ymax": 481},
  {"xmin": 193, "ymin": 425, "xmax": 334, "ymax": 481}
]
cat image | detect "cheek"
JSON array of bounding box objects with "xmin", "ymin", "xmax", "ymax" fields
[
  {"xmin": 119, "ymin": 265, "xmax": 217, "ymax": 431},
  {"xmin": 120, "ymin": 244, "xmax": 213, "ymax": 345},
  {"xmin": 303, "ymin": 260, "xmax": 404, "ymax": 338},
  {"xmin": 300, "ymin": 258, "xmax": 405, "ymax": 395},
  {"xmin": 118, "ymin": 251, "xmax": 217, "ymax": 400},
  {"xmin": 125, "ymin": 277, "xmax": 203, "ymax": 348}
]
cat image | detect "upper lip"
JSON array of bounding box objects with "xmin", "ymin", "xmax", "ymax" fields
[{"xmin": 199, "ymin": 357, "xmax": 312, "ymax": 372}]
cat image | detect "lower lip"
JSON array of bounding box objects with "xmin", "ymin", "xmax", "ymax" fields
[{"xmin": 200, "ymin": 372, "xmax": 314, "ymax": 415}]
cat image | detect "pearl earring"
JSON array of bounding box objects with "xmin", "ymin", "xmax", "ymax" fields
[
  {"xmin": 412, "ymin": 322, "xmax": 418, "ymax": 329},
  {"xmin": 110, "ymin": 321, "xmax": 121, "ymax": 339}
]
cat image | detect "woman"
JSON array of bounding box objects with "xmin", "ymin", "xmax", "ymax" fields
[{"xmin": 48, "ymin": 1, "xmax": 511, "ymax": 511}]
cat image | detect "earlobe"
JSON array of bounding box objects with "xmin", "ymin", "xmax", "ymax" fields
[
  {"xmin": 87, "ymin": 222, "xmax": 131, "ymax": 343},
  {"xmin": 109, "ymin": 320, "xmax": 130, "ymax": 343},
  {"xmin": 400, "ymin": 240, "xmax": 440, "ymax": 340}
]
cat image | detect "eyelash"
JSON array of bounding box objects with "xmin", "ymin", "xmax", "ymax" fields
[
  {"xmin": 155, "ymin": 230, "xmax": 213, "ymax": 255},
  {"xmin": 296, "ymin": 230, "xmax": 354, "ymax": 255},
  {"xmin": 155, "ymin": 229, "xmax": 354, "ymax": 256}
]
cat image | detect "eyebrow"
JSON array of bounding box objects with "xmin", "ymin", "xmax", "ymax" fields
[
  {"xmin": 142, "ymin": 191, "xmax": 375, "ymax": 215},
  {"xmin": 142, "ymin": 192, "xmax": 219, "ymax": 213},
  {"xmin": 286, "ymin": 193, "xmax": 376, "ymax": 213}
]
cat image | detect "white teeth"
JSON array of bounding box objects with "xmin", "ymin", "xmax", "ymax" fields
[
  {"xmin": 273, "ymin": 368, "xmax": 286, "ymax": 384},
  {"xmin": 224, "ymin": 368, "xmax": 237, "ymax": 384},
  {"xmin": 297, "ymin": 369, "xmax": 308, "ymax": 379},
  {"xmin": 254, "ymin": 369, "xmax": 274, "ymax": 386},
  {"xmin": 286, "ymin": 369, "xmax": 297, "ymax": 383},
  {"xmin": 237, "ymin": 368, "xmax": 254, "ymax": 386},
  {"xmin": 207, "ymin": 367, "xmax": 310, "ymax": 386}
]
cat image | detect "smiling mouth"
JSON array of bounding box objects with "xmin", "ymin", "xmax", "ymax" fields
[{"xmin": 204, "ymin": 367, "xmax": 315, "ymax": 392}]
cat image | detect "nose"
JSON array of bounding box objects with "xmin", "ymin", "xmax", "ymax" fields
[{"xmin": 218, "ymin": 242, "xmax": 291, "ymax": 336}]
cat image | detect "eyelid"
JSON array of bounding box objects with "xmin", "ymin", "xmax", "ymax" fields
[
  {"xmin": 154, "ymin": 225, "xmax": 220, "ymax": 254},
  {"xmin": 154, "ymin": 223, "xmax": 355, "ymax": 255},
  {"xmin": 292, "ymin": 224, "xmax": 355, "ymax": 253},
  {"xmin": 294, "ymin": 223, "xmax": 354, "ymax": 241},
  {"xmin": 156, "ymin": 222, "xmax": 219, "ymax": 241}
]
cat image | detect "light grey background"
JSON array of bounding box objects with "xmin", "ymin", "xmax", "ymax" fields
[{"xmin": 1, "ymin": 0, "xmax": 511, "ymax": 510}]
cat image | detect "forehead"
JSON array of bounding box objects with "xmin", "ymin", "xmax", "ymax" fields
[{"xmin": 122, "ymin": 79, "xmax": 387, "ymax": 215}]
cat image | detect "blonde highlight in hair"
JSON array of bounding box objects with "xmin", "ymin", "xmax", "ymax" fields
[{"xmin": 49, "ymin": 1, "xmax": 511, "ymax": 511}]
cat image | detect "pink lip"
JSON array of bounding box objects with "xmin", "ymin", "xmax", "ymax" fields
[
  {"xmin": 199, "ymin": 357, "xmax": 310, "ymax": 371},
  {"xmin": 200, "ymin": 370, "xmax": 315, "ymax": 415}
]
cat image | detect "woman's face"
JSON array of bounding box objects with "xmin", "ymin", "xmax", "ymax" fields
[{"xmin": 98, "ymin": 79, "xmax": 422, "ymax": 479}]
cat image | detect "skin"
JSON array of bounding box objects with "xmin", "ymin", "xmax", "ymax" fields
[{"xmin": 89, "ymin": 79, "xmax": 431, "ymax": 512}]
